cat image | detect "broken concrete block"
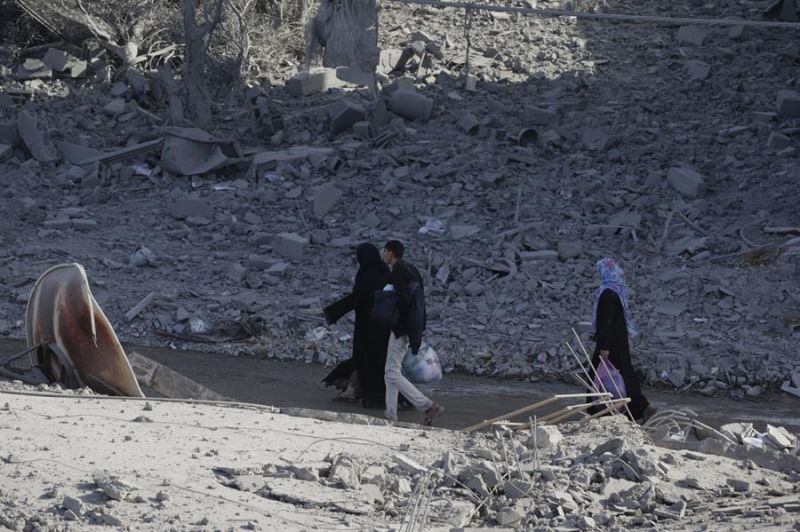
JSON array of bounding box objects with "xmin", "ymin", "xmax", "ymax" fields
[
  {"xmin": 520, "ymin": 250, "xmax": 558, "ymax": 261},
  {"xmin": 42, "ymin": 48, "xmax": 70, "ymax": 72},
  {"xmin": 557, "ymin": 241, "xmax": 583, "ymax": 260},
  {"xmin": 667, "ymin": 166, "xmax": 705, "ymax": 198},
  {"xmin": 727, "ymin": 478, "xmax": 750, "ymax": 492},
  {"xmin": 394, "ymin": 453, "xmax": 426, "ymax": 474},
  {"xmin": 71, "ymin": 219, "xmax": 98, "ymax": 231},
  {"xmin": 0, "ymin": 121, "xmax": 19, "ymax": 146},
  {"xmin": 451, "ymin": 224, "xmax": 480, "ymax": 240},
  {"xmin": 768, "ymin": 131, "xmax": 792, "ymax": 150},
  {"xmin": 103, "ymin": 99, "xmax": 127, "ymax": 116},
  {"xmin": 525, "ymin": 106, "xmax": 558, "ymax": 126},
  {"xmin": 503, "ymin": 479, "xmax": 533, "ymax": 498},
  {"xmin": 685, "ymin": 60, "xmax": 711, "ymax": 80},
  {"xmin": 465, "ymin": 74, "xmax": 478, "ymax": 92},
  {"xmin": 169, "ymin": 198, "xmax": 214, "ymax": 221},
  {"xmin": 0, "ymin": 143, "xmax": 12, "ymax": 162},
  {"xmin": 17, "ymin": 110, "xmax": 54, "ymax": 162},
  {"xmin": 125, "ymin": 68, "xmax": 148, "ymax": 94},
  {"xmin": 329, "ymin": 99, "xmax": 366, "ymax": 134},
  {"xmin": 496, "ymin": 506, "xmax": 524, "ymax": 526},
  {"xmin": 352, "ymin": 121, "xmax": 371, "ymax": 140},
  {"xmin": 465, "ymin": 474, "xmax": 491, "ymax": 498},
  {"xmin": 777, "ymin": 90, "xmax": 800, "ymax": 118},
  {"xmin": 582, "ymin": 127, "xmax": 610, "ymax": 151},
  {"xmin": 677, "ymin": 25, "xmax": 707, "ymax": 45},
  {"xmin": 93, "ymin": 471, "xmax": 137, "ymax": 501},
  {"xmin": 17, "ymin": 59, "xmax": 51, "ymax": 80},
  {"xmin": 765, "ymin": 424, "xmax": 797, "ymax": 449},
  {"xmin": 274, "ymin": 233, "xmax": 309, "ymax": 261},
  {"xmin": 110, "ymin": 82, "xmax": 128, "ymax": 97},
  {"xmin": 389, "ymin": 89, "xmax": 433, "ymax": 121},
  {"xmin": 62, "ymin": 495, "xmax": 84, "ymax": 516},
  {"xmin": 458, "ymin": 113, "xmax": 480, "ymax": 135},
  {"xmin": 378, "ymin": 48, "xmax": 404, "ymax": 74},
  {"xmin": 69, "ymin": 60, "xmax": 88, "ymax": 78},
  {"xmin": 312, "ymin": 183, "xmax": 342, "ymax": 218},
  {"xmin": 328, "ymin": 454, "xmax": 361, "ymax": 489},
  {"xmin": 228, "ymin": 263, "xmax": 247, "ymax": 284},
  {"xmin": 287, "ymin": 68, "xmax": 343, "ymax": 97},
  {"xmin": 534, "ymin": 425, "xmax": 563, "ymax": 449},
  {"xmin": 477, "ymin": 172, "xmax": 502, "ymax": 188}
]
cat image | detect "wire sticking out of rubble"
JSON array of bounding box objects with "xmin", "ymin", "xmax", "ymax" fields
[
  {"xmin": 399, "ymin": 470, "xmax": 435, "ymax": 532},
  {"xmin": 642, "ymin": 408, "xmax": 737, "ymax": 444}
]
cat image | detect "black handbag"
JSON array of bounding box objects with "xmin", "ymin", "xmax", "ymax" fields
[{"xmin": 371, "ymin": 289, "xmax": 399, "ymax": 331}]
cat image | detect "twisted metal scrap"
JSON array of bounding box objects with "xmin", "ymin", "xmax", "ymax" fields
[{"xmin": 642, "ymin": 408, "xmax": 736, "ymax": 444}]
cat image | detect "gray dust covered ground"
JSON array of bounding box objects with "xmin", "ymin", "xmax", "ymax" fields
[{"xmin": 1, "ymin": 0, "xmax": 800, "ymax": 530}]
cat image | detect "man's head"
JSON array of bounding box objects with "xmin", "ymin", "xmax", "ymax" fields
[{"xmin": 382, "ymin": 240, "xmax": 404, "ymax": 266}]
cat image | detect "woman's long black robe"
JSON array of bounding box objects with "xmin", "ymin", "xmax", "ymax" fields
[
  {"xmin": 322, "ymin": 246, "xmax": 391, "ymax": 408},
  {"xmin": 590, "ymin": 288, "xmax": 650, "ymax": 421}
]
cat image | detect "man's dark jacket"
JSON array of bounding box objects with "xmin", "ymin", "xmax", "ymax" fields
[{"xmin": 390, "ymin": 260, "xmax": 426, "ymax": 353}]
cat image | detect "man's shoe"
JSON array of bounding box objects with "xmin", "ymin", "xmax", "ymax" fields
[{"xmin": 424, "ymin": 402, "xmax": 445, "ymax": 426}]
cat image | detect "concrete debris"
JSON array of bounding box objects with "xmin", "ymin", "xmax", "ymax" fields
[
  {"xmin": 389, "ymin": 89, "xmax": 433, "ymax": 120},
  {"xmin": 274, "ymin": 233, "xmax": 309, "ymax": 261},
  {"xmin": 17, "ymin": 110, "xmax": 54, "ymax": 162},
  {"xmin": 329, "ymin": 99, "xmax": 366, "ymax": 134},
  {"xmin": 685, "ymin": 60, "xmax": 711, "ymax": 80},
  {"xmin": 667, "ymin": 166, "xmax": 706, "ymax": 198},
  {"xmin": 777, "ymin": 89, "xmax": 800, "ymax": 118},
  {"xmin": 287, "ymin": 68, "xmax": 345, "ymax": 96},
  {"xmin": 677, "ymin": 25, "xmax": 708, "ymax": 45},
  {"xmin": 312, "ymin": 183, "xmax": 343, "ymax": 219},
  {"xmin": 92, "ymin": 471, "xmax": 137, "ymax": 501},
  {"xmin": 169, "ymin": 197, "xmax": 214, "ymax": 221},
  {"xmin": 533, "ymin": 425, "xmax": 563, "ymax": 449}
]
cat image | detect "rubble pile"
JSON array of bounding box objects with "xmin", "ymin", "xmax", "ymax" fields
[
  {"xmin": 0, "ymin": 0, "xmax": 798, "ymax": 399},
  {"xmin": 2, "ymin": 389, "xmax": 799, "ymax": 530}
]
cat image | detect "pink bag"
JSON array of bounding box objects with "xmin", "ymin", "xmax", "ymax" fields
[{"xmin": 593, "ymin": 359, "xmax": 627, "ymax": 402}]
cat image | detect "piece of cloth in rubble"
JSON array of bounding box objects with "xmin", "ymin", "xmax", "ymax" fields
[
  {"xmin": 322, "ymin": 243, "xmax": 391, "ymax": 408},
  {"xmin": 309, "ymin": 0, "xmax": 379, "ymax": 74},
  {"xmin": 389, "ymin": 259, "xmax": 426, "ymax": 354},
  {"xmin": 588, "ymin": 289, "xmax": 650, "ymax": 421},
  {"xmin": 592, "ymin": 257, "xmax": 638, "ymax": 338}
]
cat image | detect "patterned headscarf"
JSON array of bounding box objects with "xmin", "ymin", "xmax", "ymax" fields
[{"xmin": 592, "ymin": 258, "xmax": 638, "ymax": 337}]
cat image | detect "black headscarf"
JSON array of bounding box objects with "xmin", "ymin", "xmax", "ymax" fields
[{"xmin": 354, "ymin": 243, "xmax": 388, "ymax": 288}]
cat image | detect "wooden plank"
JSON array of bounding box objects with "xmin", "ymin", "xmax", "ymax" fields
[
  {"xmin": 125, "ymin": 292, "xmax": 157, "ymax": 321},
  {"xmin": 461, "ymin": 392, "xmax": 609, "ymax": 432}
]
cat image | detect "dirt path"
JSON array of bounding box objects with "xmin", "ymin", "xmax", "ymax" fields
[{"xmin": 2, "ymin": 338, "xmax": 799, "ymax": 432}]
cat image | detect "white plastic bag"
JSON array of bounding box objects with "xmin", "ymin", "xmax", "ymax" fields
[{"xmin": 401, "ymin": 344, "xmax": 443, "ymax": 384}]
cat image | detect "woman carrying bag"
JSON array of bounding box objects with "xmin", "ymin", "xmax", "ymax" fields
[{"xmin": 590, "ymin": 258, "xmax": 654, "ymax": 422}]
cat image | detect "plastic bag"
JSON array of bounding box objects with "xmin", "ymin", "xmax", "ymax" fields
[
  {"xmin": 593, "ymin": 359, "xmax": 626, "ymax": 401},
  {"xmin": 401, "ymin": 344, "xmax": 443, "ymax": 384}
]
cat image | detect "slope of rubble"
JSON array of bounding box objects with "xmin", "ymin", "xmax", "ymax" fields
[
  {"xmin": 0, "ymin": 0, "xmax": 798, "ymax": 401},
  {"xmin": 1, "ymin": 387, "xmax": 799, "ymax": 531}
]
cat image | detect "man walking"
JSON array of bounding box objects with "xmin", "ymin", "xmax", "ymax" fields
[{"xmin": 381, "ymin": 240, "xmax": 444, "ymax": 425}]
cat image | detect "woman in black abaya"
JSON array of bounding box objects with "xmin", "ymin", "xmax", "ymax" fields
[
  {"xmin": 322, "ymin": 244, "xmax": 392, "ymax": 408},
  {"xmin": 589, "ymin": 258, "xmax": 652, "ymax": 422}
]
